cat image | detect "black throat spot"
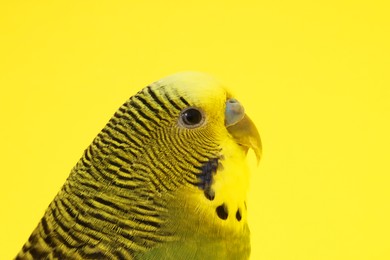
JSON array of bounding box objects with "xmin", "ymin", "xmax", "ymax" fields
[{"xmin": 197, "ymin": 158, "xmax": 219, "ymax": 200}]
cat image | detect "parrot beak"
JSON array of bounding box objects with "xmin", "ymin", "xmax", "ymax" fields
[{"xmin": 225, "ymin": 99, "xmax": 262, "ymax": 164}]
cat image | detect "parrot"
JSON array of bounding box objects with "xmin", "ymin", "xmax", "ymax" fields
[{"xmin": 16, "ymin": 71, "xmax": 262, "ymax": 259}]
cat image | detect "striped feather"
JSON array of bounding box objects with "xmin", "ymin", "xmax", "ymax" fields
[{"xmin": 16, "ymin": 82, "xmax": 221, "ymax": 259}]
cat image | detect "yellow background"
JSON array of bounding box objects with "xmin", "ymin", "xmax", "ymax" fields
[{"xmin": 1, "ymin": 1, "xmax": 389, "ymax": 259}]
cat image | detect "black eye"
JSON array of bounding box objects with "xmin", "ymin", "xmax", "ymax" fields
[{"xmin": 180, "ymin": 107, "xmax": 204, "ymax": 128}]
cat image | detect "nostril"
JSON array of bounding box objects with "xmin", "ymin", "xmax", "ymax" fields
[
  {"xmin": 216, "ymin": 204, "xmax": 229, "ymax": 220},
  {"xmin": 227, "ymin": 98, "xmax": 238, "ymax": 103}
]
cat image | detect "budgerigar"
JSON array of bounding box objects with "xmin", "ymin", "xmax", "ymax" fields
[{"xmin": 16, "ymin": 72, "xmax": 262, "ymax": 259}]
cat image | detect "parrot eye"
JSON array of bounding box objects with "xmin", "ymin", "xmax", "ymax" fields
[{"xmin": 180, "ymin": 107, "xmax": 205, "ymax": 128}]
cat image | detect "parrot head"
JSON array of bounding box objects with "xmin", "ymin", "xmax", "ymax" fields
[
  {"xmin": 150, "ymin": 71, "xmax": 261, "ymax": 163},
  {"xmin": 126, "ymin": 72, "xmax": 262, "ymax": 243}
]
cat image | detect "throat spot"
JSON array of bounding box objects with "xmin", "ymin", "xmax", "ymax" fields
[
  {"xmin": 197, "ymin": 157, "xmax": 221, "ymax": 201},
  {"xmin": 197, "ymin": 156, "xmax": 246, "ymax": 222}
]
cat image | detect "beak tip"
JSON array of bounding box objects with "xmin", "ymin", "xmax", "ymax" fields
[
  {"xmin": 252, "ymin": 139, "xmax": 262, "ymax": 166},
  {"xmin": 254, "ymin": 149, "xmax": 261, "ymax": 165}
]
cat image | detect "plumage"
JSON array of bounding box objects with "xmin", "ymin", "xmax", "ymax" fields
[{"xmin": 16, "ymin": 72, "xmax": 261, "ymax": 259}]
